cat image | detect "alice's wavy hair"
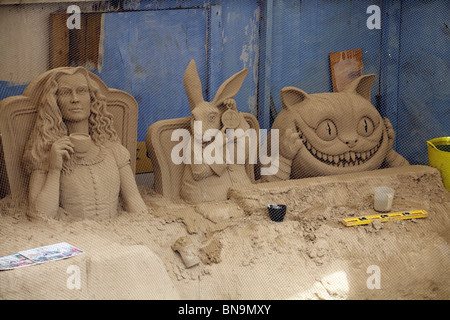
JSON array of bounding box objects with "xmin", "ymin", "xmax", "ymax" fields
[{"xmin": 23, "ymin": 67, "xmax": 119, "ymax": 172}]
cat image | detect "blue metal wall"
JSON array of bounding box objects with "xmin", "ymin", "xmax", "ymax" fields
[
  {"xmin": 96, "ymin": 0, "xmax": 261, "ymax": 141},
  {"xmin": 258, "ymin": 0, "xmax": 384, "ymax": 130},
  {"xmin": 390, "ymin": 0, "xmax": 449, "ymax": 165},
  {"xmin": 97, "ymin": 8, "xmax": 209, "ymax": 141},
  {"xmin": 0, "ymin": 0, "xmax": 448, "ymax": 165}
]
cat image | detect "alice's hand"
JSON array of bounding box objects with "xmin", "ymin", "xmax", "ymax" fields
[{"xmin": 48, "ymin": 136, "xmax": 74, "ymax": 171}]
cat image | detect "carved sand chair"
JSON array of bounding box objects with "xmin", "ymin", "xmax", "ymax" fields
[{"xmin": 0, "ymin": 68, "xmax": 139, "ymax": 200}]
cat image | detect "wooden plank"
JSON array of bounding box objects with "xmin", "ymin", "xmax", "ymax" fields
[
  {"xmin": 69, "ymin": 14, "xmax": 87, "ymax": 67},
  {"xmin": 329, "ymin": 48, "xmax": 364, "ymax": 92},
  {"xmin": 49, "ymin": 12, "xmax": 69, "ymax": 69},
  {"xmin": 85, "ymin": 13, "xmax": 102, "ymax": 70}
]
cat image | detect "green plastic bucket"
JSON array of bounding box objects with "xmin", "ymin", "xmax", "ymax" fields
[{"xmin": 427, "ymin": 137, "xmax": 450, "ymax": 190}]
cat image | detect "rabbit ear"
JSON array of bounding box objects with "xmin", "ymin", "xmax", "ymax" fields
[
  {"xmin": 183, "ymin": 60, "xmax": 205, "ymax": 111},
  {"xmin": 212, "ymin": 68, "xmax": 248, "ymax": 107}
]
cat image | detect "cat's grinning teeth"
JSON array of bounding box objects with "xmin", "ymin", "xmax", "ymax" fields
[
  {"xmin": 344, "ymin": 152, "xmax": 350, "ymax": 162},
  {"xmin": 302, "ymin": 136, "xmax": 383, "ymax": 167}
]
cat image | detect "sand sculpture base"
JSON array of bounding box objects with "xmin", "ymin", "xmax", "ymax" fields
[
  {"xmin": 1, "ymin": 165, "xmax": 448, "ymax": 299},
  {"xmin": 229, "ymin": 165, "xmax": 446, "ymax": 217}
]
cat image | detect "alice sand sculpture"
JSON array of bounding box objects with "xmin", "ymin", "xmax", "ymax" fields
[
  {"xmin": 0, "ymin": 67, "xmax": 147, "ymax": 221},
  {"xmin": 0, "ymin": 65, "xmax": 411, "ymax": 217}
]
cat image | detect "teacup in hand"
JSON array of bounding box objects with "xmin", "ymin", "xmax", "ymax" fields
[{"xmin": 69, "ymin": 133, "xmax": 91, "ymax": 156}]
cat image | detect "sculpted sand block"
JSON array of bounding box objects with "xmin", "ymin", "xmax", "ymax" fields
[
  {"xmin": 172, "ymin": 236, "xmax": 200, "ymax": 268},
  {"xmin": 146, "ymin": 60, "xmax": 259, "ymax": 203},
  {"xmin": 230, "ymin": 165, "xmax": 445, "ymax": 217},
  {"xmin": 263, "ymin": 74, "xmax": 409, "ymax": 181},
  {"xmin": 0, "ymin": 67, "xmax": 147, "ymax": 220}
]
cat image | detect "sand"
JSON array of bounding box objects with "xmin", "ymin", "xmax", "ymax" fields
[{"xmin": 0, "ymin": 166, "xmax": 449, "ymax": 300}]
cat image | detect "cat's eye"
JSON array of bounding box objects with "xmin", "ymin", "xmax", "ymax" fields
[
  {"xmin": 316, "ymin": 120, "xmax": 337, "ymax": 141},
  {"xmin": 357, "ymin": 117, "xmax": 375, "ymax": 137}
]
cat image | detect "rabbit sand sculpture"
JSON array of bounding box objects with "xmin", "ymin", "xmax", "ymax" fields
[
  {"xmin": 180, "ymin": 60, "xmax": 253, "ymax": 203},
  {"xmin": 263, "ymin": 74, "xmax": 409, "ymax": 181}
]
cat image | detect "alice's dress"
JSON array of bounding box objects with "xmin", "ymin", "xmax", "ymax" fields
[{"xmin": 58, "ymin": 141, "xmax": 130, "ymax": 220}]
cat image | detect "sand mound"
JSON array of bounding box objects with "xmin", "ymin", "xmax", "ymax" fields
[{"xmin": 0, "ymin": 166, "xmax": 449, "ymax": 299}]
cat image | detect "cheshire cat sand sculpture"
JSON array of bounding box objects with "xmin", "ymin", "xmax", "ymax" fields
[{"xmin": 263, "ymin": 74, "xmax": 409, "ymax": 181}]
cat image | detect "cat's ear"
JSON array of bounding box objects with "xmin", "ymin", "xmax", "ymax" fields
[
  {"xmin": 345, "ymin": 74, "xmax": 376, "ymax": 101},
  {"xmin": 280, "ymin": 87, "xmax": 309, "ymax": 111}
]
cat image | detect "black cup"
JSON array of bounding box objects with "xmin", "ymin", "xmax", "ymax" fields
[{"xmin": 267, "ymin": 204, "xmax": 287, "ymax": 222}]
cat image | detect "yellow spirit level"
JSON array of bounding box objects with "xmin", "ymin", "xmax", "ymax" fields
[{"xmin": 341, "ymin": 210, "xmax": 428, "ymax": 227}]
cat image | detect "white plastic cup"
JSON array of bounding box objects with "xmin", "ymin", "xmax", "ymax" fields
[{"xmin": 374, "ymin": 187, "xmax": 395, "ymax": 212}]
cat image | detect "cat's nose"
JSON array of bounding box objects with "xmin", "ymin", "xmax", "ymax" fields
[{"xmin": 344, "ymin": 139, "xmax": 358, "ymax": 148}]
